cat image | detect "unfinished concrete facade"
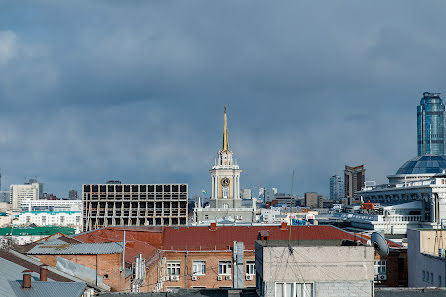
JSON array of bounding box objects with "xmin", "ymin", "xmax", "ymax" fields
[
  {"xmin": 82, "ymin": 183, "xmax": 188, "ymax": 232},
  {"xmin": 255, "ymin": 240, "xmax": 375, "ymax": 297}
]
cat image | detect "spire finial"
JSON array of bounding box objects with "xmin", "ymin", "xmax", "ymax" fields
[{"xmin": 222, "ymin": 105, "xmax": 229, "ymax": 151}]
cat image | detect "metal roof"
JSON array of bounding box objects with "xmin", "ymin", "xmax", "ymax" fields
[
  {"xmin": 0, "ymin": 254, "xmax": 86, "ymax": 297},
  {"xmin": 28, "ymin": 242, "xmax": 123, "ymax": 255},
  {"xmin": 9, "ymin": 280, "xmax": 86, "ymax": 297},
  {"xmin": 396, "ymin": 155, "xmax": 446, "ymax": 175}
]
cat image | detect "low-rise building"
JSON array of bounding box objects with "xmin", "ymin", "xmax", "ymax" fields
[
  {"xmin": 21, "ymin": 198, "xmax": 82, "ymax": 212},
  {"xmin": 72, "ymin": 224, "xmax": 386, "ymax": 293},
  {"xmin": 0, "ymin": 226, "xmax": 76, "ymax": 248},
  {"xmin": 0, "ymin": 249, "xmax": 89, "ymax": 297},
  {"xmin": 13, "ymin": 211, "xmax": 82, "ymax": 230},
  {"xmin": 408, "ymin": 228, "xmax": 446, "ymax": 287},
  {"xmin": 255, "ymin": 239, "xmax": 375, "ymax": 297}
]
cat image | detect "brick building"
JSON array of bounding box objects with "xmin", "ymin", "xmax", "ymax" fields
[{"xmin": 70, "ymin": 224, "xmax": 403, "ymax": 292}]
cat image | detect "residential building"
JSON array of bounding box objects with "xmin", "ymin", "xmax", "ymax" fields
[
  {"xmin": 329, "ymin": 174, "xmax": 344, "ymax": 200},
  {"xmin": 0, "ymin": 249, "xmax": 89, "ymax": 297},
  {"xmin": 304, "ymin": 192, "xmax": 322, "ymax": 208},
  {"xmin": 73, "ymin": 224, "xmax": 376, "ymax": 293},
  {"xmin": 255, "ymin": 239, "xmax": 375, "ymax": 297},
  {"xmin": 0, "ymin": 226, "xmax": 76, "ymax": 248},
  {"xmin": 69, "ymin": 190, "xmax": 78, "ymax": 199},
  {"xmin": 417, "ymin": 92, "xmax": 446, "ymax": 156},
  {"xmin": 14, "ymin": 211, "xmax": 82, "ymax": 230},
  {"xmin": 21, "ymin": 198, "xmax": 82, "ymax": 212},
  {"xmin": 194, "ymin": 107, "xmax": 255, "ymax": 223},
  {"xmin": 345, "ymin": 165, "xmax": 366, "ymax": 204},
  {"xmin": 407, "ymin": 228, "xmax": 446, "ymax": 287},
  {"xmin": 82, "ymin": 182, "xmax": 188, "ymax": 232},
  {"xmin": 10, "ymin": 182, "xmax": 40, "ymax": 211}
]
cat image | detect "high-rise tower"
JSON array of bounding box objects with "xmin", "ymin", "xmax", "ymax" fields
[
  {"xmin": 417, "ymin": 92, "xmax": 446, "ymax": 156},
  {"xmin": 209, "ymin": 106, "xmax": 242, "ymax": 208}
]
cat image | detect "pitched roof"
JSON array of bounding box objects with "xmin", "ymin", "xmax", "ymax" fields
[
  {"xmin": 0, "ymin": 250, "xmax": 86, "ymax": 297},
  {"xmin": 8, "ymin": 280, "xmax": 86, "ymax": 297},
  {"xmin": 27, "ymin": 242, "xmax": 123, "ymax": 255},
  {"xmin": 0, "ymin": 250, "xmax": 73, "ymax": 282}
]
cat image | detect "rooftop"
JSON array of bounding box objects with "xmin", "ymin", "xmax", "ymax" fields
[
  {"xmin": 396, "ymin": 155, "xmax": 446, "ymax": 175},
  {"xmin": 0, "ymin": 226, "xmax": 76, "ymax": 236},
  {"xmin": 27, "ymin": 241, "xmax": 123, "ymax": 255}
]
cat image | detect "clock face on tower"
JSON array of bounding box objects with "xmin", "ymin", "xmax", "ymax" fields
[{"xmin": 221, "ymin": 177, "xmax": 230, "ymax": 187}]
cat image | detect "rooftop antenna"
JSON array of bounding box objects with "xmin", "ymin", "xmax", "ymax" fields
[{"xmin": 288, "ymin": 170, "xmax": 295, "ymax": 253}]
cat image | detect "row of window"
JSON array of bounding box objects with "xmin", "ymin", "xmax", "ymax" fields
[
  {"xmin": 275, "ymin": 282, "xmax": 314, "ymax": 297},
  {"xmin": 422, "ymin": 270, "xmax": 443, "ymax": 286},
  {"xmin": 166, "ymin": 260, "xmax": 255, "ymax": 276}
]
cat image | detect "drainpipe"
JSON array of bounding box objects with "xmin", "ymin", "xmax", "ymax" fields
[{"xmin": 185, "ymin": 251, "xmax": 188, "ymax": 288}]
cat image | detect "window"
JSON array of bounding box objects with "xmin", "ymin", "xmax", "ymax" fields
[
  {"xmin": 374, "ymin": 260, "xmax": 386, "ymax": 275},
  {"xmin": 246, "ymin": 261, "xmax": 255, "ymax": 275},
  {"xmin": 422, "ymin": 270, "xmax": 426, "ymax": 281},
  {"xmin": 275, "ymin": 282, "xmax": 313, "ymax": 297},
  {"xmin": 218, "ymin": 261, "xmax": 231, "ymax": 275},
  {"xmin": 60, "ymin": 216, "xmax": 65, "ymax": 224},
  {"xmin": 439, "ymin": 275, "xmax": 442, "ymax": 287},
  {"xmin": 430, "ymin": 273, "xmax": 434, "ymax": 284},
  {"xmin": 193, "ymin": 261, "xmax": 206, "ymax": 275},
  {"xmin": 76, "ymin": 216, "xmax": 80, "ymax": 223},
  {"xmin": 42, "ymin": 216, "xmax": 46, "ymax": 224},
  {"xmin": 167, "ymin": 261, "xmax": 181, "ymax": 276}
]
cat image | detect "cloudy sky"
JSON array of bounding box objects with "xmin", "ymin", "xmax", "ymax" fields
[{"xmin": 0, "ymin": 1, "xmax": 445, "ymax": 198}]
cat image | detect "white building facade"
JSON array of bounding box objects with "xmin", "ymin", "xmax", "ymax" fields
[
  {"xmin": 14, "ymin": 210, "xmax": 82, "ymax": 229},
  {"xmin": 20, "ymin": 199, "xmax": 82, "ymax": 212},
  {"xmin": 10, "ymin": 183, "xmax": 40, "ymax": 211}
]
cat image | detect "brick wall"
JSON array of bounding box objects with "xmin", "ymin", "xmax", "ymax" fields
[
  {"xmin": 145, "ymin": 250, "xmax": 256, "ymax": 291},
  {"xmin": 34, "ymin": 253, "xmax": 128, "ymax": 291}
]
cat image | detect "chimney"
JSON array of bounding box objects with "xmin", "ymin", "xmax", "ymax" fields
[
  {"xmin": 280, "ymin": 222, "xmax": 288, "ymax": 230},
  {"xmin": 210, "ymin": 222, "xmax": 217, "ymax": 231},
  {"xmin": 22, "ymin": 270, "xmax": 32, "ymax": 289},
  {"xmin": 40, "ymin": 265, "xmax": 48, "ymax": 281}
]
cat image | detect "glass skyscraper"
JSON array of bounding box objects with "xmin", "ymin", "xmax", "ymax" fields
[{"xmin": 417, "ymin": 92, "xmax": 446, "ymax": 156}]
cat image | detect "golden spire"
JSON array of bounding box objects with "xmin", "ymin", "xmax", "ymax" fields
[{"xmin": 222, "ymin": 105, "xmax": 229, "ymax": 151}]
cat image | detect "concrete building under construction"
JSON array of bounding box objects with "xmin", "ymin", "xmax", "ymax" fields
[{"xmin": 82, "ymin": 182, "xmax": 188, "ymax": 232}]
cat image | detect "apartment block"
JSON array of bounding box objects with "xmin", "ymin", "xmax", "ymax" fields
[{"xmin": 82, "ymin": 183, "xmax": 188, "ymax": 232}]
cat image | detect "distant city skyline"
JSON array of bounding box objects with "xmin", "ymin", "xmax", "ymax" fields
[{"xmin": 1, "ymin": 2, "xmax": 446, "ymax": 198}]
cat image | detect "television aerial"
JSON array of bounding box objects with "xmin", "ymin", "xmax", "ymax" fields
[{"xmin": 371, "ymin": 232, "xmax": 389, "ymax": 257}]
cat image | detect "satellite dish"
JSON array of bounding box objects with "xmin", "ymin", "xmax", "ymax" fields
[{"xmin": 371, "ymin": 232, "xmax": 389, "ymax": 257}]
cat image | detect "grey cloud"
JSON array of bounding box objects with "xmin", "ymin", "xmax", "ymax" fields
[{"xmin": 0, "ymin": 1, "xmax": 444, "ymax": 197}]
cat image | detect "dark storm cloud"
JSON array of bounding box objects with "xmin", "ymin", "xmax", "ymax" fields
[{"xmin": 0, "ymin": 0, "xmax": 445, "ymax": 196}]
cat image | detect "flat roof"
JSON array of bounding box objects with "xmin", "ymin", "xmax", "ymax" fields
[{"xmin": 255, "ymin": 239, "xmax": 363, "ymax": 247}]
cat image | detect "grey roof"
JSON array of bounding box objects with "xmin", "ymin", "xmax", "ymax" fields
[
  {"xmin": 9, "ymin": 280, "xmax": 85, "ymax": 297},
  {"xmin": 375, "ymin": 288, "xmax": 446, "ymax": 297},
  {"xmin": 0, "ymin": 256, "xmax": 86, "ymax": 297},
  {"xmin": 396, "ymin": 155, "xmax": 446, "ymax": 175},
  {"xmin": 27, "ymin": 242, "xmax": 123, "ymax": 255}
]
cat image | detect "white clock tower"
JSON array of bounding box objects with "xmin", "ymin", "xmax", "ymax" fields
[{"xmin": 209, "ymin": 106, "xmax": 242, "ymax": 209}]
